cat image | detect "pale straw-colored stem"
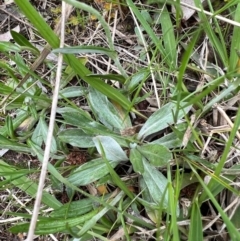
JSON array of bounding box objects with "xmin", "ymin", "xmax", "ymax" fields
[{"xmin": 26, "ymin": 2, "xmax": 67, "ymax": 240}]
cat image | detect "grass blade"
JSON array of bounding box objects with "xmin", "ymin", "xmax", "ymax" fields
[
  {"xmin": 0, "ymin": 160, "xmax": 62, "ymax": 209},
  {"xmin": 189, "ymin": 201, "xmax": 203, "ymax": 241},
  {"xmin": 14, "ymin": 0, "xmax": 133, "ymax": 112},
  {"xmin": 229, "ymin": 3, "xmax": 240, "ymax": 72}
]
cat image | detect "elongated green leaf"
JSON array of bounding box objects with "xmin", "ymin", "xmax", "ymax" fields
[
  {"xmin": 223, "ymin": 164, "xmax": 240, "ymax": 174},
  {"xmin": 0, "ymin": 134, "xmax": 31, "ymax": 153},
  {"xmin": 31, "ymin": 120, "xmax": 44, "ymax": 146},
  {"xmin": 77, "ymin": 191, "xmax": 125, "ymax": 237},
  {"xmin": 200, "ymin": 108, "xmax": 240, "ymax": 202},
  {"xmin": 167, "ymin": 181, "xmax": 180, "ymax": 240},
  {"xmin": 0, "ymin": 110, "xmax": 30, "ymax": 136},
  {"xmin": 58, "ymin": 107, "xmax": 92, "ymax": 121},
  {"xmin": 152, "ymin": 132, "xmax": 182, "ymax": 148},
  {"xmin": 142, "ymin": 159, "xmax": 168, "ymax": 208},
  {"xmin": 60, "ymin": 109, "xmax": 115, "ymax": 134},
  {"xmin": 0, "ymin": 62, "xmax": 19, "ymax": 89},
  {"xmin": 9, "ymin": 209, "xmax": 99, "ymax": 234},
  {"xmin": 60, "ymin": 59, "xmax": 87, "ymax": 89},
  {"xmin": 129, "ymin": 148, "xmax": 144, "ymax": 174},
  {"xmin": 127, "ymin": 68, "xmax": 150, "ymax": 91},
  {"xmin": 96, "ymin": 142, "xmax": 135, "ymax": 202},
  {"xmin": 93, "ymin": 136, "xmax": 128, "ymax": 161},
  {"xmin": 177, "ymin": 173, "xmax": 198, "ymax": 190},
  {"xmin": 26, "ymin": 140, "xmax": 124, "ymax": 214},
  {"xmin": 214, "ymin": 0, "xmax": 240, "ymax": 14},
  {"xmin": 189, "ymin": 201, "xmax": 203, "ymax": 241},
  {"xmin": 88, "ymin": 88, "xmax": 131, "ymax": 131},
  {"xmin": 39, "ymin": 117, "xmax": 57, "ymax": 153},
  {"xmin": 15, "ymin": 52, "xmax": 29, "ymax": 77},
  {"xmin": 159, "ymin": 6, "xmax": 176, "ymax": 69},
  {"xmin": 203, "ymin": 80, "xmax": 240, "ymax": 113},
  {"xmin": 141, "ymin": 10, "xmax": 153, "ymax": 24},
  {"xmin": 51, "ymin": 195, "xmax": 111, "ymax": 218},
  {"xmin": 176, "ymin": 29, "xmax": 201, "ymax": 94},
  {"xmin": 14, "ymin": 0, "xmax": 133, "ymax": 112},
  {"xmin": 126, "ymin": 0, "xmax": 171, "ymax": 67},
  {"xmin": 139, "ymin": 178, "xmax": 158, "ymax": 223},
  {"xmin": 231, "ymin": 205, "xmax": 240, "ymax": 230},
  {"xmin": 68, "ymin": 158, "xmax": 119, "ymax": 186},
  {"xmin": 53, "ymin": 46, "xmax": 117, "ymax": 59},
  {"xmin": 59, "ymin": 86, "xmax": 87, "ymax": 99},
  {"xmin": 138, "ymin": 102, "xmax": 191, "ymax": 139},
  {"xmin": 138, "ymin": 144, "xmax": 172, "ymax": 167},
  {"xmin": 59, "ymin": 107, "xmax": 128, "ymax": 147},
  {"xmin": 11, "ymin": 31, "xmax": 39, "ymax": 52},
  {"xmin": 6, "ymin": 115, "xmax": 15, "ymax": 139},
  {"xmin": 229, "ymin": 3, "xmax": 240, "ymax": 72},
  {"xmin": 194, "ymin": 0, "xmax": 228, "ymax": 66},
  {"xmin": 191, "ymin": 168, "xmax": 240, "ymax": 241},
  {"xmin": 51, "ymin": 199, "xmax": 93, "ymax": 218},
  {"xmin": 182, "ymin": 42, "xmax": 220, "ymax": 78},
  {"xmin": 86, "ymin": 74, "xmax": 126, "ymax": 84},
  {"xmin": 0, "ymin": 160, "xmax": 61, "ymax": 209},
  {"xmin": 58, "ymin": 129, "xmax": 94, "ymax": 148},
  {"xmin": 0, "ymin": 41, "xmax": 22, "ymax": 52}
]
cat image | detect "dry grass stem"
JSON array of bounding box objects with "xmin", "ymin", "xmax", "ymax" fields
[
  {"xmin": 129, "ymin": 6, "xmax": 160, "ymax": 108},
  {"xmin": 26, "ymin": 3, "xmax": 68, "ymax": 240},
  {"xmin": 214, "ymin": 104, "xmax": 240, "ymax": 141},
  {"xmin": 178, "ymin": 1, "xmax": 240, "ymax": 27}
]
